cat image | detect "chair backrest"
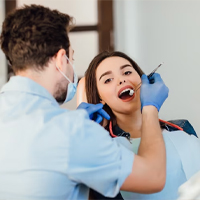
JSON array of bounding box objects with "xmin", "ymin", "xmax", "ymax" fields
[
  {"xmin": 77, "ymin": 77, "xmax": 87, "ymax": 106},
  {"xmin": 77, "ymin": 77, "xmax": 108, "ymax": 127}
]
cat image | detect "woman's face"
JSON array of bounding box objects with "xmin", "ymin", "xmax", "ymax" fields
[{"xmin": 96, "ymin": 56, "xmax": 141, "ymax": 115}]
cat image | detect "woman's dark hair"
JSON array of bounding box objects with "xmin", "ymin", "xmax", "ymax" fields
[
  {"xmin": 0, "ymin": 4, "xmax": 74, "ymax": 73},
  {"xmin": 85, "ymin": 51, "xmax": 144, "ymax": 128}
]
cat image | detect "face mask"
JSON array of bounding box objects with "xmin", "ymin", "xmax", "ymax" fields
[{"xmin": 56, "ymin": 55, "xmax": 78, "ymax": 104}]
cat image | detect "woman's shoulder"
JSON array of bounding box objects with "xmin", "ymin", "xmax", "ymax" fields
[
  {"xmin": 160, "ymin": 119, "xmax": 198, "ymax": 137},
  {"xmin": 162, "ymin": 129, "xmax": 200, "ymax": 147},
  {"xmin": 163, "ymin": 129, "xmax": 199, "ymax": 140},
  {"xmin": 163, "ymin": 129, "xmax": 200, "ymax": 180}
]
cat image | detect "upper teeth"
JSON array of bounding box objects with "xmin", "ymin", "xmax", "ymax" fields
[{"xmin": 120, "ymin": 88, "xmax": 134, "ymax": 96}]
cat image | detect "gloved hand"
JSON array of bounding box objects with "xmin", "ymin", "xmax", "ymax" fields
[
  {"xmin": 140, "ymin": 73, "xmax": 169, "ymax": 112},
  {"xmin": 77, "ymin": 102, "xmax": 110, "ymax": 123}
]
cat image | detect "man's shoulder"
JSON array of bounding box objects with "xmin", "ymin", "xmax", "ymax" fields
[
  {"xmin": 45, "ymin": 108, "xmax": 104, "ymax": 137},
  {"xmin": 52, "ymin": 108, "xmax": 89, "ymax": 123}
]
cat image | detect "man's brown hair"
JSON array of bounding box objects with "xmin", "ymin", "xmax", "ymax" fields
[{"xmin": 0, "ymin": 4, "xmax": 74, "ymax": 73}]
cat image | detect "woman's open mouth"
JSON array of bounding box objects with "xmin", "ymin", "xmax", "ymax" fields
[{"xmin": 118, "ymin": 87, "xmax": 135, "ymax": 102}]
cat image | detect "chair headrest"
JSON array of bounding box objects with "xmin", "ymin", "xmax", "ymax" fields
[{"xmin": 77, "ymin": 77, "xmax": 87, "ymax": 106}]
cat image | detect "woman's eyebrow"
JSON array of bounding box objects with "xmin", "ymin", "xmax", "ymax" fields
[
  {"xmin": 99, "ymin": 64, "xmax": 132, "ymax": 81},
  {"xmin": 99, "ymin": 71, "xmax": 112, "ymax": 81},
  {"xmin": 120, "ymin": 64, "xmax": 132, "ymax": 70}
]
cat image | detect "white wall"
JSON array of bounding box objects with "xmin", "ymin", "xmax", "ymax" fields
[
  {"xmin": 114, "ymin": 0, "xmax": 200, "ymax": 136},
  {"xmin": 0, "ymin": 0, "xmax": 6, "ymax": 89},
  {"xmin": 17, "ymin": 0, "xmax": 97, "ymax": 25}
]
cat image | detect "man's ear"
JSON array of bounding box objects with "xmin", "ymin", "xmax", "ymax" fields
[{"xmin": 55, "ymin": 49, "xmax": 66, "ymax": 71}]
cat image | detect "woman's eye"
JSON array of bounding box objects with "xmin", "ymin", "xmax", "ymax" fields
[
  {"xmin": 124, "ymin": 71, "xmax": 132, "ymax": 75},
  {"xmin": 104, "ymin": 78, "xmax": 112, "ymax": 84}
]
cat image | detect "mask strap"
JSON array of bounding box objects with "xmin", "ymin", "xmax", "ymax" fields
[
  {"xmin": 56, "ymin": 63, "xmax": 72, "ymax": 83},
  {"xmin": 65, "ymin": 55, "xmax": 74, "ymax": 69}
]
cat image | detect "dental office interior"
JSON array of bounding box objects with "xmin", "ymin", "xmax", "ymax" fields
[{"xmin": 0, "ymin": 0, "xmax": 200, "ymax": 137}]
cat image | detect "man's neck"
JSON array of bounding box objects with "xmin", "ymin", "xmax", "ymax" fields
[{"xmin": 16, "ymin": 68, "xmax": 55, "ymax": 96}]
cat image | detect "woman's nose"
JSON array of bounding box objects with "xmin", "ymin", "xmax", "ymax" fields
[{"xmin": 119, "ymin": 80, "xmax": 126, "ymax": 85}]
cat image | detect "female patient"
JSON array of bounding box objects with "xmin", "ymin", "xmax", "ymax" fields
[{"xmin": 83, "ymin": 51, "xmax": 200, "ymax": 200}]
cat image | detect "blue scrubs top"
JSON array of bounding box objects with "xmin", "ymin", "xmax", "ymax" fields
[
  {"xmin": 0, "ymin": 76, "xmax": 134, "ymax": 200},
  {"xmin": 118, "ymin": 130, "xmax": 200, "ymax": 200}
]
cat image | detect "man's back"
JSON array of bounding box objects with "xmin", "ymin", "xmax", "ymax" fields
[
  {"xmin": 0, "ymin": 76, "xmax": 133, "ymax": 200},
  {"xmin": 0, "ymin": 76, "xmax": 85, "ymax": 199}
]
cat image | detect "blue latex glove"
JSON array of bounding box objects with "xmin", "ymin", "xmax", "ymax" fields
[
  {"xmin": 140, "ymin": 73, "xmax": 169, "ymax": 112},
  {"xmin": 77, "ymin": 102, "xmax": 110, "ymax": 123}
]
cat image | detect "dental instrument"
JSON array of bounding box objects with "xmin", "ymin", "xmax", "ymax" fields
[{"xmin": 135, "ymin": 62, "xmax": 164, "ymax": 92}]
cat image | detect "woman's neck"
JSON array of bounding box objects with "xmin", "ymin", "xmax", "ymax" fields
[{"xmin": 115, "ymin": 109, "xmax": 142, "ymax": 138}]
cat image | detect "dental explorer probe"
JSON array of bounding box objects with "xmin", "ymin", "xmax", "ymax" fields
[{"xmin": 129, "ymin": 62, "xmax": 164, "ymax": 95}]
